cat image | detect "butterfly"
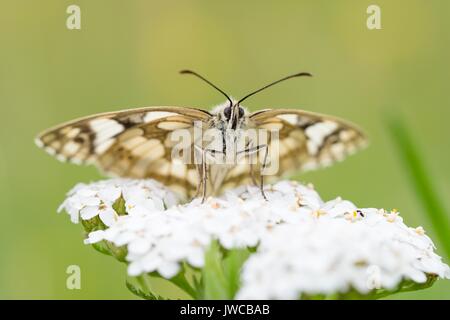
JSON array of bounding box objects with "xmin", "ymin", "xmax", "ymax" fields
[{"xmin": 35, "ymin": 70, "xmax": 368, "ymax": 202}]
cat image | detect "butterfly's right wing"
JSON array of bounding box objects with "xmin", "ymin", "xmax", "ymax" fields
[
  {"xmin": 250, "ymin": 108, "xmax": 368, "ymax": 176},
  {"xmin": 36, "ymin": 106, "xmax": 212, "ymax": 197},
  {"xmin": 217, "ymin": 108, "xmax": 368, "ymax": 193}
]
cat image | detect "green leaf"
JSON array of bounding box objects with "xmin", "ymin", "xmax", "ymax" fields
[
  {"xmin": 81, "ymin": 215, "xmax": 104, "ymax": 233},
  {"xmin": 201, "ymin": 241, "xmax": 251, "ymax": 299},
  {"xmin": 169, "ymin": 269, "xmax": 197, "ymax": 299},
  {"xmin": 192, "ymin": 274, "xmax": 203, "ymax": 298},
  {"xmin": 104, "ymin": 240, "xmax": 127, "ymax": 262},
  {"xmin": 112, "ymin": 195, "xmax": 127, "ymax": 215},
  {"xmin": 300, "ymin": 274, "xmax": 438, "ymax": 300},
  {"xmin": 91, "ymin": 240, "xmax": 112, "ymax": 256},
  {"xmin": 369, "ymin": 274, "xmax": 438, "ymax": 299},
  {"xmin": 387, "ymin": 116, "xmax": 450, "ymax": 259},
  {"xmin": 202, "ymin": 241, "xmax": 230, "ymax": 299},
  {"xmin": 223, "ymin": 248, "xmax": 251, "ymax": 298},
  {"xmin": 126, "ymin": 276, "xmax": 167, "ymax": 300}
]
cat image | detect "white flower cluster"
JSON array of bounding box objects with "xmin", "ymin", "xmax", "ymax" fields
[
  {"xmin": 58, "ymin": 179, "xmax": 181, "ymax": 225},
  {"xmin": 59, "ymin": 179, "xmax": 450, "ymax": 298},
  {"xmin": 236, "ymin": 212, "xmax": 450, "ymax": 299}
]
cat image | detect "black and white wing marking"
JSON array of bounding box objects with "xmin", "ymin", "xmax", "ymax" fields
[
  {"xmin": 35, "ymin": 106, "xmax": 212, "ymax": 196},
  {"xmin": 251, "ymin": 108, "xmax": 368, "ymax": 173},
  {"xmin": 218, "ymin": 108, "xmax": 368, "ymax": 192}
]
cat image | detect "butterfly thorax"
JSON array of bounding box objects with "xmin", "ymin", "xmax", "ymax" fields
[
  {"xmin": 202, "ymin": 101, "xmax": 254, "ymax": 193},
  {"xmin": 205, "ymin": 101, "xmax": 252, "ymax": 157}
]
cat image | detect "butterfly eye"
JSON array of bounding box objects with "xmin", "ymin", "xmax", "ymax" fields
[
  {"xmin": 238, "ymin": 107, "xmax": 245, "ymax": 118},
  {"xmin": 223, "ymin": 106, "xmax": 231, "ymax": 119}
]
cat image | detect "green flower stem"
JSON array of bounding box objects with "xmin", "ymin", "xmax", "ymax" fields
[
  {"xmin": 368, "ymin": 275, "xmax": 437, "ymax": 299},
  {"xmin": 302, "ymin": 275, "xmax": 438, "ymax": 300},
  {"xmin": 169, "ymin": 272, "xmax": 197, "ymax": 299},
  {"xmin": 387, "ymin": 116, "xmax": 450, "ymax": 259},
  {"xmin": 136, "ymin": 275, "xmax": 150, "ymax": 294},
  {"xmin": 126, "ymin": 276, "xmax": 166, "ymax": 300}
]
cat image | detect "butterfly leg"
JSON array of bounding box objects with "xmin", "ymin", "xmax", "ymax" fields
[
  {"xmin": 195, "ymin": 144, "xmax": 228, "ymax": 203},
  {"xmin": 246, "ymin": 142, "xmax": 258, "ymax": 186},
  {"xmin": 249, "ymin": 164, "xmax": 258, "ymax": 186},
  {"xmin": 195, "ymin": 145, "xmax": 208, "ymax": 204},
  {"xmin": 237, "ymin": 144, "xmax": 268, "ymax": 200},
  {"xmin": 259, "ymin": 144, "xmax": 269, "ymax": 201},
  {"xmin": 193, "ymin": 163, "xmax": 203, "ymax": 198},
  {"xmin": 195, "ymin": 145, "xmax": 219, "ymax": 203},
  {"xmin": 201, "ymin": 150, "xmax": 208, "ymax": 203},
  {"xmin": 193, "ymin": 144, "xmax": 206, "ymax": 202}
]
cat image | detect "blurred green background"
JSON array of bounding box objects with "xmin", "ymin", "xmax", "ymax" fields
[{"xmin": 1, "ymin": 0, "xmax": 449, "ymax": 299}]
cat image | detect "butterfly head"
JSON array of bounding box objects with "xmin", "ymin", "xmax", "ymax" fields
[
  {"xmin": 212, "ymin": 100, "xmax": 248, "ymax": 130},
  {"xmin": 180, "ymin": 69, "xmax": 312, "ymax": 130}
]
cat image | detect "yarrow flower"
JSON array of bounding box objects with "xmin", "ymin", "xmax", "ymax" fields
[
  {"xmin": 236, "ymin": 214, "xmax": 450, "ymax": 299},
  {"xmin": 58, "ymin": 179, "xmax": 180, "ymax": 225},
  {"xmin": 59, "ymin": 178, "xmax": 450, "ymax": 299}
]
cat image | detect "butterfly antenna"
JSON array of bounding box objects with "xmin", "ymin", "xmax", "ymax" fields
[
  {"xmin": 180, "ymin": 70, "xmax": 233, "ymax": 108},
  {"xmin": 237, "ymin": 72, "xmax": 312, "ymax": 105}
]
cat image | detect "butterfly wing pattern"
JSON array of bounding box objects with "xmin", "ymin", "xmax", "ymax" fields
[
  {"xmin": 36, "ymin": 105, "xmax": 367, "ymax": 198},
  {"xmin": 35, "ymin": 107, "xmax": 212, "ymax": 197},
  {"xmin": 217, "ymin": 109, "xmax": 367, "ymax": 194}
]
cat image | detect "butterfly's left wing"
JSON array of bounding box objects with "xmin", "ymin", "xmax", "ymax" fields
[
  {"xmin": 218, "ymin": 108, "xmax": 368, "ymax": 192},
  {"xmin": 35, "ymin": 106, "xmax": 212, "ymax": 197}
]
